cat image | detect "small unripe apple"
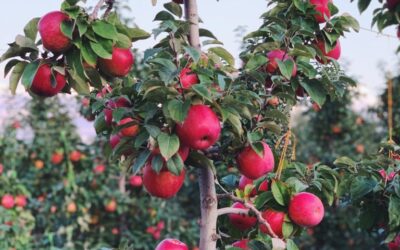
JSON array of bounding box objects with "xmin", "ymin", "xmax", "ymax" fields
[
  {"xmin": 93, "ymin": 164, "xmax": 106, "ymax": 174},
  {"xmin": 237, "ymin": 142, "xmax": 275, "ymax": 180},
  {"xmin": 67, "ymin": 202, "xmax": 77, "ymax": 213},
  {"xmin": 260, "ymin": 209, "xmax": 285, "ymax": 238},
  {"xmin": 265, "ymin": 50, "xmax": 297, "ymax": 77},
  {"xmin": 179, "ymin": 68, "xmax": 199, "ymax": 89},
  {"xmin": 289, "ymin": 192, "xmax": 324, "ymax": 227},
  {"xmin": 232, "ymin": 239, "xmax": 250, "ymax": 249},
  {"xmin": 155, "ymin": 238, "xmax": 188, "ymax": 250},
  {"xmin": 129, "ymin": 175, "xmax": 143, "ymax": 187},
  {"xmin": 51, "ymin": 152, "xmax": 63, "ymax": 165},
  {"xmin": 176, "ymin": 105, "xmax": 221, "ymax": 150},
  {"xmin": 30, "ymin": 64, "xmax": 66, "ymax": 97},
  {"xmin": 143, "ymin": 162, "xmax": 185, "ymax": 199},
  {"xmin": 15, "ymin": 195, "xmax": 27, "ymax": 208},
  {"xmin": 1, "ymin": 194, "xmax": 14, "ymax": 209},
  {"xmin": 310, "ymin": 0, "xmax": 331, "ymax": 23},
  {"xmin": 38, "ymin": 11, "xmax": 72, "ymax": 53},
  {"xmin": 228, "ymin": 202, "xmax": 257, "ymax": 230},
  {"xmin": 69, "ymin": 150, "xmax": 81, "ymax": 162},
  {"xmin": 118, "ymin": 117, "xmax": 140, "ymax": 137},
  {"xmin": 105, "ymin": 199, "xmax": 117, "ymax": 212},
  {"xmin": 315, "ymin": 39, "xmax": 341, "ymax": 63},
  {"xmin": 99, "ymin": 47, "xmax": 134, "ymax": 77}
]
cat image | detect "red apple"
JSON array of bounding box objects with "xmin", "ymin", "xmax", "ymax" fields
[
  {"xmin": 69, "ymin": 150, "xmax": 81, "ymax": 162},
  {"xmin": 156, "ymin": 239, "xmax": 188, "ymax": 250},
  {"xmin": 0, "ymin": 164, "xmax": 4, "ymax": 175},
  {"xmin": 51, "ymin": 152, "xmax": 63, "ymax": 165},
  {"xmin": 81, "ymin": 97, "xmax": 90, "ymax": 107},
  {"xmin": 93, "ymin": 164, "xmax": 106, "ymax": 174},
  {"xmin": 179, "ymin": 68, "xmax": 199, "ymax": 89},
  {"xmin": 99, "ymin": 47, "xmax": 134, "ymax": 77},
  {"xmin": 104, "ymin": 97, "xmax": 131, "ymax": 126},
  {"xmin": 105, "ymin": 199, "xmax": 117, "ymax": 212},
  {"xmin": 129, "ymin": 175, "xmax": 143, "ymax": 187},
  {"xmin": 15, "ymin": 195, "xmax": 27, "ymax": 208},
  {"xmin": 388, "ymin": 234, "xmax": 400, "ymax": 250},
  {"xmin": 143, "ymin": 162, "xmax": 185, "ymax": 199},
  {"xmin": 2, "ymin": 194, "xmax": 14, "ymax": 209},
  {"xmin": 260, "ymin": 209, "xmax": 285, "ymax": 238},
  {"xmin": 38, "ymin": 11, "xmax": 71, "ymax": 53},
  {"xmin": 228, "ymin": 202, "xmax": 257, "ymax": 230},
  {"xmin": 265, "ymin": 49, "xmax": 297, "ymax": 77},
  {"xmin": 110, "ymin": 134, "xmax": 122, "ymax": 149},
  {"xmin": 387, "ymin": 0, "xmax": 399, "ymax": 10},
  {"xmin": 12, "ymin": 121, "xmax": 21, "ymax": 129},
  {"xmin": 238, "ymin": 175, "xmax": 268, "ymax": 197},
  {"xmin": 176, "ymin": 105, "xmax": 221, "ymax": 150},
  {"xmin": 232, "ymin": 239, "xmax": 250, "ymax": 249},
  {"xmin": 111, "ymin": 227, "xmax": 119, "ymax": 235},
  {"xmin": 237, "ymin": 142, "xmax": 275, "ymax": 180},
  {"xmin": 289, "ymin": 192, "xmax": 324, "ymax": 227},
  {"xmin": 118, "ymin": 117, "xmax": 140, "ymax": 137},
  {"xmin": 316, "ymin": 39, "xmax": 341, "ymax": 63},
  {"xmin": 310, "ymin": 0, "xmax": 331, "ymax": 23},
  {"xmin": 30, "ymin": 64, "xmax": 66, "ymax": 97}
]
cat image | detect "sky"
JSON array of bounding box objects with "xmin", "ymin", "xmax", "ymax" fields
[{"xmin": 0, "ymin": 0, "xmax": 399, "ymax": 140}]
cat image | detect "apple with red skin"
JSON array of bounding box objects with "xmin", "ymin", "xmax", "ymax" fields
[
  {"xmin": 118, "ymin": 117, "xmax": 140, "ymax": 137},
  {"xmin": 30, "ymin": 64, "xmax": 66, "ymax": 97},
  {"xmin": 93, "ymin": 164, "xmax": 106, "ymax": 174},
  {"xmin": 111, "ymin": 228, "xmax": 119, "ymax": 235},
  {"xmin": 289, "ymin": 192, "xmax": 324, "ymax": 227},
  {"xmin": 99, "ymin": 47, "xmax": 134, "ymax": 77},
  {"xmin": 387, "ymin": 0, "xmax": 399, "ymax": 10},
  {"xmin": 388, "ymin": 234, "xmax": 400, "ymax": 250},
  {"xmin": 143, "ymin": 162, "xmax": 185, "ymax": 199},
  {"xmin": 51, "ymin": 152, "xmax": 63, "ymax": 165},
  {"xmin": 2, "ymin": 194, "xmax": 14, "ymax": 209},
  {"xmin": 228, "ymin": 202, "xmax": 257, "ymax": 230},
  {"xmin": 260, "ymin": 209, "xmax": 285, "ymax": 238},
  {"xmin": 129, "ymin": 175, "xmax": 143, "ymax": 187},
  {"xmin": 155, "ymin": 239, "xmax": 188, "ymax": 250},
  {"xmin": 0, "ymin": 164, "xmax": 3, "ymax": 175},
  {"xmin": 15, "ymin": 195, "xmax": 27, "ymax": 208},
  {"xmin": 315, "ymin": 39, "xmax": 341, "ymax": 63},
  {"xmin": 237, "ymin": 142, "xmax": 275, "ymax": 180},
  {"xmin": 104, "ymin": 97, "xmax": 131, "ymax": 126},
  {"xmin": 310, "ymin": 0, "xmax": 331, "ymax": 23},
  {"xmin": 38, "ymin": 11, "xmax": 71, "ymax": 53},
  {"xmin": 176, "ymin": 105, "xmax": 221, "ymax": 150},
  {"xmin": 232, "ymin": 239, "xmax": 250, "ymax": 249},
  {"xmin": 265, "ymin": 50, "xmax": 297, "ymax": 77},
  {"xmin": 179, "ymin": 68, "xmax": 199, "ymax": 89},
  {"xmin": 110, "ymin": 134, "xmax": 122, "ymax": 149},
  {"xmin": 105, "ymin": 199, "xmax": 117, "ymax": 212},
  {"xmin": 69, "ymin": 150, "xmax": 81, "ymax": 162},
  {"xmin": 238, "ymin": 175, "xmax": 268, "ymax": 197}
]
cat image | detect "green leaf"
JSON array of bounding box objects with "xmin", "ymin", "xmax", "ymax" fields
[
  {"xmin": 126, "ymin": 27, "xmax": 150, "ymax": 42},
  {"xmin": 192, "ymin": 85, "xmax": 212, "ymax": 102},
  {"xmin": 333, "ymin": 156, "xmax": 356, "ymax": 168},
  {"xmin": 299, "ymin": 79, "xmax": 327, "ymax": 106},
  {"xmin": 133, "ymin": 150, "xmax": 151, "ymax": 174},
  {"xmin": 286, "ymin": 239, "xmax": 299, "ymax": 250},
  {"xmin": 293, "ymin": 0, "xmax": 307, "ymax": 13},
  {"xmin": 144, "ymin": 125, "xmax": 161, "ymax": 138},
  {"xmin": 276, "ymin": 59, "xmax": 294, "ymax": 80},
  {"xmin": 357, "ymin": 0, "xmax": 372, "ymax": 13},
  {"xmin": 350, "ymin": 176, "xmax": 378, "ymax": 200},
  {"xmin": 271, "ymin": 180, "xmax": 289, "ymax": 206},
  {"xmin": 94, "ymin": 113, "xmax": 108, "ymax": 134},
  {"xmin": 154, "ymin": 11, "xmax": 175, "ymax": 21},
  {"xmin": 21, "ymin": 61, "xmax": 40, "ymax": 89},
  {"xmin": 164, "ymin": 2, "xmax": 182, "ymax": 17},
  {"xmin": 15, "ymin": 35, "xmax": 37, "ymax": 50},
  {"xmin": 254, "ymin": 191, "xmax": 274, "ymax": 210},
  {"xmin": 151, "ymin": 155, "xmax": 164, "ymax": 173},
  {"xmin": 389, "ymin": 196, "xmax": 400, "ymax": 228},
  {"xmin": 92, "ymin": 20, "xmax": 118, "ymax": 40},
  {"xmin": 245, "ymin": 54, "xmax": 268, "ymax": 71},
  {"xmin": 186, "ymin": 151, "xmax": 215, "ymax": 170},
  {"xmin": 208, "ymin": 47, "xmax": 234, "ymax": 66},
  {"xmin": 9, "ymin": 62, "xmax": 27, "ymax": 95},
  {"xmin": 76, "ymin": 18, "xmax": 88, "ymax": 37},
  {"xmin": 4, "ymin": 59, "xmax": 21, "ymax": 77},
  {"xmin": 81, "ymin": 41, "xmax": 98, "ymax": 66},
  {"xmin": 184, "ymin": 46, "xmax": 201, "ymax": 63},
  {"xmin": 167, "ymin": 99, "xmax": 191, "ymax": 122},
  {"xmin": 199, "ymin": 28, "xmax": 218, "ymax": 40},
  {"xmin": 166, "ymin": 154, "xmax": 184, "ymax": 175},
  {"xmin": 90, "ymin": 41, "xmax": 112, "ymax": 59},
  {"xmin": 61, "ymin": 20, "xmax": 74, "ymax": 39},
  {"xmin": 23, "ymin": 17, "xmax": 40, "ymax": 41},
  {"xmin": 282, "ymin": 222, "xmax": 294, "ymax": 239},
  {"xmin": 116, "ymin": 33, "xmax": 132, "ymax": 48},
  {"xmin": 157, "ymin": 132, "xmax": 180, "ymax": 160}
]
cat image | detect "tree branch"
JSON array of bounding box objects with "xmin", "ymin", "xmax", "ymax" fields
[
  {"xmin": 217, "ymin": 193, "xmax": 279, "ymax": 239},
  {"xmin": 90, "ymin": 0, "xmax": 114, "ymax": 21},
  {"xmin": 217, "ymin": 207, "xmax": 248, "ymax": 217}
]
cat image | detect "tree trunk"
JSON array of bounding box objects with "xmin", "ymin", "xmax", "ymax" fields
[{"xmin": 184, "ymin": 1, "xmax": 218, "ymax": 249}]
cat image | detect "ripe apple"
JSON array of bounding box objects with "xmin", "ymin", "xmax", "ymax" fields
[
  {"xmin": 67, "ymin": 202, "xmax": 77, "ymax": 213},
  {"xmin": 238, "ymin": 175, "xmax": 268, "ymax": 197},
  {"xmin": 315, "ymin": 39, "xmax": 341, "ymax": 63},
  {"xmin": 388, "ymin": 234, "xmax": 400, "ymax": 250},
  {"xmin": 355, "ymin": 144, "xmax": 365, "ymax": 154},
  {"xmin": 265, "ymin": 49, "xmax": 297, "ymax": 77},
  {"xmin": 268, "ymin": 96, "xmax": 279, "ymax": 107},
  {"xmin": 110, "ymin": 134, "xmax": 122, "ymax": 149},
  {"xmin": 118, "ymin": 117, "xmax": 140, "ymax": 137},
  {"xmin": 129, "ymin": 175, "xmax": 143, "ymax": 187},
  {"xmin": 228, "ymin": 202, "xmax": 257, "ymax": 230},
  {"xmin": 310, "ymin": 0, "xmax": 331, "ymax": 23},
  {"xmin": 0, "ymin": 164, "xmax": 3, "ymax": 175},
  {"xmin": 237, "ymin": 142, "xmax": 275, "ymax": 180},
  {"xmin": 232, "ymin": 239, "xmax": 250, "ymax": 249},
  {"xmin": 260, "ymin": 209, "xmax": 285, "ymax": 238},
  {"xmin": 93, "ymin": 164, "xmax": 106, "ymax": 174},
  {"xmin": 111, "ymin": 227, "xmax": 119, "ymax": 235},
  {"xmin": 387, "ymin": 0, "xmax": 400, "ymax": 10},
  {"xmin": 289, "ymin": 192, "xmax": 324, "ymax": 227},
  {"xmin": 176, "ymin": 105, "xmax": 221, "ymax": 150},
  {"xmin": 105, "ymin": 199, "xmax": 117, "ymax": 212},
  {"xmin": 155, "ymin": 239, "xmax": 188, "ymax": 250},
  {"xmin": 179, "ymin": 68, "xmax": 199, "ymax": 89},
  {"xmin": 15, "ymin": 195, "xmax": 27, "ymax": 208},
  {"xmin": 99, "ymin": 47, "xmax": 134, "ymax": 77},
  {"xmin": 30, "ymin": 64, "xmax": 66, "ymax": 97},
  {"xmin": 50, "ymin": 205, "xmax": 57, "ymax": 213},
  {"xmin": 38, "ymin": 11, "xmax": 71, "ymax": 53},
  {"xmin": 69, "ymin": 150, "xmax": 81, "ymax": 162},
  {"xmin": 34, "ymin": 160, "xmax": 44, "ymax": 170},
  {"xmin": 331, "ymin": 125, "xmax": 342, "ymax": 134},
  {"xmin": 1, "ymin": 194, "xmax": 14, "ymax": 209},
  {"xmin": 104, "ymin": 97, "xmax": 131, "ymax": 126},
  {"xmin": 81, "ymin": 97, "xmax": 90, "ymax": 107},
  {"xmin": 143, "ymin": 162, "xmax": 185, "ymax": 199},
  {"xmin": 51, "ymin": 152, "xmax": 64, "ymax": 165}
]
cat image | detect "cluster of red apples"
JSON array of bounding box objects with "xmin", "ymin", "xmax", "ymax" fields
[
  {"xmin": 29, "ymin": 11, "xmax": 134, "ymax": 97},
  {"xmin": 1, "ymin": 194, "xmax": 27, "ymax": 210}
]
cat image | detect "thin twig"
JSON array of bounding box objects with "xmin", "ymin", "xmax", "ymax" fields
[
  {"xmin": 217, "ymin": 207, "xmax": 248, "ymax": 216},
  {"xmin": 90, "ymin": 0, "xmax": 107, "ymax": 21}
]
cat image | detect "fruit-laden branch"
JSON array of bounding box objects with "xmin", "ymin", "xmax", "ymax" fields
[
  {"xmin": 217, "ymin": 193, "xmax": 279, "ymax": 239},
  {"xmin": 90, "ymin": 0, "xmax": 115, "ymax": 21}
]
